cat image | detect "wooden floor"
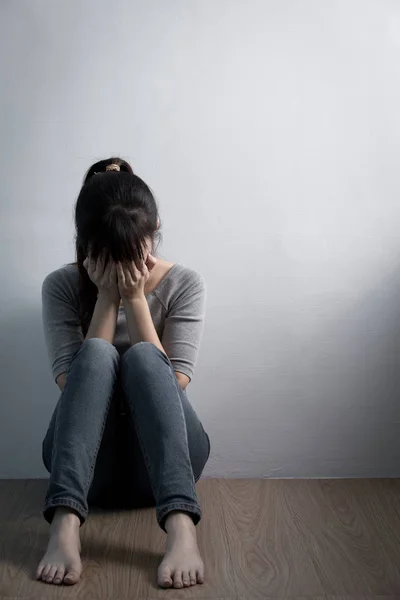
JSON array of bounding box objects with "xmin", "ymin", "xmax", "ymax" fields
[{"xmin": 1, "ymin": 478, "xmax": 400, "ymax": 599}]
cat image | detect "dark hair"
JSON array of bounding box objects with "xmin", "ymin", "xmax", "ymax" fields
[{"xmin": 69, "ymin": 157, "xmax": 160, "ymax": 336}]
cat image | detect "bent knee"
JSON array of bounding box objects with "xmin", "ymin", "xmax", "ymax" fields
[
  {"xmin": 121, "ymin": 342, "xmax": 166, "ymax": 371},
  {"xmin": 122, "ymin": 342, "xmax": 157, "ymax": 360},
  {"xmin": 81, "ymin": 338, "xmax": 119, "ymax": 357},
  {"xmin": 76, "ymin": 338, "xmax": 120, "ymax": 370}
]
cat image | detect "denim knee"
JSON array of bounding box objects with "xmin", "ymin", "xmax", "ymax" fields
[
  {"xmin": 81, "ymin": 337, "xmax": 119, "ymax": 355},
  {"xmin": 121, "ymin": 342, "xmax": 168, "ymax": 369},
  {"xmin": 120, "ymin": 343, "xmax": 171, "ymax": 387},
  {"xmin": 77, "ymin": 338, "xmax": 120, "ymax": 365}
]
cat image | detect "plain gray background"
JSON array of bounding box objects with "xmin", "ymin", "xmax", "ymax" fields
[{"xmin": 1, "ymin": 0, "xmax": 400, "ymax": 478}]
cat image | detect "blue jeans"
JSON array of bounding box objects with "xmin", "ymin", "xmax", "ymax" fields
[{"xmin": 42, "ymin": 339, "xmax": 211, "ymax": 532}]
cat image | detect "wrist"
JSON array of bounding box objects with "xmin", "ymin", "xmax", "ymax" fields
[
  {"xmin": 123, "ymin": 293, "xmax": 147, "ymax": 307},
  {"xmin": 98, "ymin": 289, "xmax": 120, "ymax": 305}
]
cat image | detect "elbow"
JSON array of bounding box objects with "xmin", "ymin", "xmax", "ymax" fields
[{"xmin": 56, "ymin": 372, "xmax": 67, "ymax": 393}]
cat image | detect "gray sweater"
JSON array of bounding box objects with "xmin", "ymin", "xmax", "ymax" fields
[{"xmin": 42, "ymin": 263, "xmax": 206, "ymax": 384}]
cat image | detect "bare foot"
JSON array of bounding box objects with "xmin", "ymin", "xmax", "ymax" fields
[
  {"xmin": 36, "ymin": 507, "xmax": 82, "ymax": 585},
  {"xmin": 157, "ymin": 511, "xmax": 205, "ymax": 588}
]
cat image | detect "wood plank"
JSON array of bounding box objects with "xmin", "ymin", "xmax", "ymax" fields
[
  {"xmin": 2, "ymin": 479, "xmax": 400, "ymax": 599},
  {"xmin": 0, "ymin": 480, "xmax": 51, "ymax": 598},
  {"xmin": 289, "ymin": 479, "xmax": 400, "ymax": 595},
  {"xmin": 218, "ymin": 478, "xmax": 326, "ymax": 598}
]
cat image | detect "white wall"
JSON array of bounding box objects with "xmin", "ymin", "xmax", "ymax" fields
[{"xmin": 1, "ymin": 0, "xmax": 400, "ymax": 478}]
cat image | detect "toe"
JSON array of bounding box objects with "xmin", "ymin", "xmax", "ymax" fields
[
  {"xmin": 53, "ymin": 566, "xmax": 65, "ymax": 584},
  {"xmin": 64, "ymin": 569, "xmax": 80, "ymax": 585},
  {"xmin": 197, "ymin": 569, "xmax": 205, "ymax": 584},
  {"xmin": 41, "ymin": 564, "xmax": 52, "ymax": 581},
  {"xmin": 36, "ymin": 564, "xmax": 45, "ymax": 580},
  {"xmin": 182, "ymin": 571, "xmax": 190, "ymax": 587},
  {"xmin": 189, "ymin": 569, "xmax": 197, "ymax": 585},
  {"xmin": 158, "ymin": 566, "xmax": 173, "ymax": 588},
  {"xmin": 45, "ymin": 565, "xmax": 58, "ymax": 583},
  {"xmin": 173, "ymin": 570, "xmax": 183, "ymax": 588}
]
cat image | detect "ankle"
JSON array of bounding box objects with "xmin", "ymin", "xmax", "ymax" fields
[
  {"xmin": 165, "ymin": 510, "xmax": 195, "ymax": 532},
  {"xmin": 52, "ymin": 507, "xmax": 81, "ymax": 528}
]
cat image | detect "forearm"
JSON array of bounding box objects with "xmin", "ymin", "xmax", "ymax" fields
[
  {"xmin": 124, "ymin": 297, "xmax": 190, "ymax": 389},
  {"xmin": 54, "ymin": 294, "xmax": 118, "ymax": 393},
  {"xmin": 123, "ymin": 296, "xmax": 165, "ymax": 354},
  {"xmin": 85, "ymin": 292, "xmax": 120, "ymax": 343}
]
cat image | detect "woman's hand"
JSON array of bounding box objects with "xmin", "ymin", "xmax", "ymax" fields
[
  {"xmin": 83, "ymin": 250, "xmax": 120, "ymax": 303},
  {"xmin": 116, "ymin": 254, "xmax": 157, "ymax": 302}
]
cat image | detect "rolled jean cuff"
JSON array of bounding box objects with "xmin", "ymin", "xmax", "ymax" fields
[
  {"xmin": 43, "ymin": 498, "xmax": 88, "ymax": 526},
  {"xmin": 157, "ymin": 502, "xmax": 202, "ymax": 533}
]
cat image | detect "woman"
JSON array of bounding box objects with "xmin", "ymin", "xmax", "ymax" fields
[{"xmin": 36, "ymin": 158, "xmax": 210, "ymax": 589}]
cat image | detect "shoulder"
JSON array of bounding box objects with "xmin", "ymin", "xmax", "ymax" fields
[
  {"xmin": 167, "ymin": 264, "xmax": 205, "ymax": 295},
  {"xmin": 42, "ymin": 263, "xmax": 80, "ymax": 303},
  {"xmin": 172, "ymin": 264, "xmax": 205, "ymax": 288},
  {"xmin": 154, "ymin": 263, "xmax": 206, "ymax": 309}
]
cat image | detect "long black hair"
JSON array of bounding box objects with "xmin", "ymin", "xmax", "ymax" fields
[{"xmin": 69, "ymin": 157, "xmax": 160, "ymax": 336}]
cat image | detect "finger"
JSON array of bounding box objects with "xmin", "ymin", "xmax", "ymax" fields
[
  {"xmin": 101, "ymin": 249, "xmax": 108, "ymax": 270},
  {"xmin": 124, "ymin": 261, "xmax": 135, "ymax": 285},
  {"xmin": 116, "ymin": 261, "xmax": 125, "ymax": 285},
  {"xmin": 141, "ymin": 262, "xmax": 149, "ymax": 279},
  {"xmin": 96, "ymin": 250, "xmax": 107, "ymax": 279},
  {"xmin": 129, "ymin": 259, "xmax": 142, "ymax": 282},
  {"xmin": 109, "ymin": 261, "xmax": 117, "ymax": 286},
  {"xmin": 90, "ymin": 252, "xmax": 99, "ymax": 277},
  {"xmin": 88, "ymin": 253, "xmax": 96, "ymax": 277},
  {"xmin": 103, "ymin": 252, "xmax": 112, "ymax": 275}
]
